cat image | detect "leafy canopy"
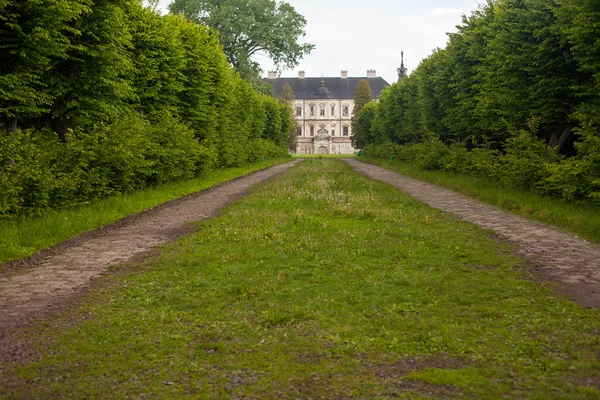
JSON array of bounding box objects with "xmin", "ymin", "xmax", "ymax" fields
[
  {"xmin": 169, "ymin": 0, "xmax": 314, "ymax": 85},
  {"xmin": 351, "ymin": 79, "xmax": 373, "ymax": 148}
]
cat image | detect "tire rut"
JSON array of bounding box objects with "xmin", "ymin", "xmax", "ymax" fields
[
  {"xmin": 345, "ymin": 159, "xmax": 600, "ymax": 308},
  {"xmin": 0, "ymin": 160, "xmax": 302, "ymax": 330}
]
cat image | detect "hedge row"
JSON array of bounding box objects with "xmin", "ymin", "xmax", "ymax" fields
[
  {"xmin": 357, "ymin": 0, "xmax": 600, "ymax": 204},
  {"xmin": 364, "ymin": 132, "xmax": 600, "ymax": 203},
  {"xmin": 0, "ymin": 2, "xmax": 291, "ymax": 215}
]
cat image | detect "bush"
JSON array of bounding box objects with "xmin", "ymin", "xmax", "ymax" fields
[
  {"xmin": 364, "ymin": 131, "xmax": 600, "ymax": 205},
  {"xmin": 363, "ymin": 142, "xmax": 403, "ymax": 159}
]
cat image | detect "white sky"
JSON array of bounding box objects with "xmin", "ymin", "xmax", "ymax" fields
[{"xmin": 157, "ymin": 0, "xmax": 483, "ymax": 85}]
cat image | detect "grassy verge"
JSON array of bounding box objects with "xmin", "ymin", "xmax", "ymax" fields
[
  {"xmin": 0, "ymin": 158, "xmax": 291, "ymax": 268},
  {"xmin": 3, "ymin": 159, "xmax": 599, "ymax": 398},
  {"xmin": 293, "ymin": 154, "xmax": 354, "ymax": 158},
  {"xmin": 361, "ymin": 156, "xmax": 600, "ymax": 243}
]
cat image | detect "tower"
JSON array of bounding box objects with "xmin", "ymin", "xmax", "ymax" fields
[{"xmin": 397, "ymin": 51, "xmax": 408, "ymax": 81}]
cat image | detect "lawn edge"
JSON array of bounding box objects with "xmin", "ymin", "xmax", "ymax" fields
[
  {"xmin": 358, "ymin": 156, "xmax": 600, "ymax": 244},
  {"xmin": 0, "ymin": 159, "xmax": 296, "ymax": 276}
]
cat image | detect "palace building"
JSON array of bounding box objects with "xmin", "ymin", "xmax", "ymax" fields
[{"xmin": 266, "ymin": 70, "xmax": 390, "ymax": 154}]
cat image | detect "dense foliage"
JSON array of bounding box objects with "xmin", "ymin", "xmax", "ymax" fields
[
  {"xmin": 169, "ymin": 0, "xmax": 314, "ymax": 94},
  {"xmin": 359, "ymin": 0, "xmax": 600, "ymax": 204},
  {"xmin": 0, "ymin": 1, "xmax": 291, "ymax": 215},
  {"xmin": 278, "ymin": 83, "xmax": 298, "ymax": 152},
  {"xmin": 350, "ymin": 79, "xmax": 373, "ymax": 149}
]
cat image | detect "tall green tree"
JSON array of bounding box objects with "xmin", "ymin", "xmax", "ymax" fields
[
  {"xmin": 557, "ymin": 0, "xmax": 600, "ymax": 130},
  {"xmin": 278, "ymin": 83, "xmax": 296, "ymax": 152},
  {"xmin": 168, "ymin": 0, "xmax": 314, "ymax": 89},
  {"xmin": 474, "ymin": 0, "xmax": 579, "ymax": 149},
  {"xmin": 351, "ymin": 79, "xmax": 373, "ymax": 148},
  {"xmin": 0, "ymin": 0, "xmax": 90, "ymax": 133},
  {"xmin": 127, "ymin": 5, "xmax": 186, "ymax": 116},
  {"xmin": 47, "ymin": 0, "xmax": 137, "ymax": 141}
]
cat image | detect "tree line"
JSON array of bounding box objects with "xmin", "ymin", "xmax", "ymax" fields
[
  {"xmin": 0, "ymin": 0, "xmax": 293, "ymax": 215},
  {"xmin": 355, "ymin": 0, "xmax": 600, "ymax": 203}
]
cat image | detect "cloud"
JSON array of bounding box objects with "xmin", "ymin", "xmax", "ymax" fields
[{"xmin": 430, "ymin": 8, "xmax": 461, "ymax": 15}]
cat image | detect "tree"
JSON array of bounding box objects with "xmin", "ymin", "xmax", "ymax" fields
[
  {"xmin": 47, "ymin": 0, "xmax": 137, "ymax": 141},
  {"xmin": 473, "ymin": 0, "xmax": 579, "ymax": 150},
  {"xmin": 351, "ymin": 79, "xmax": 373, "ymax": 148},
  {"xmin": 356, "ymin": 102, "xmax": 378, "ymax": 145},
  {"xmin": 127, "ymin": 6, "xmax": 186, "ymax": 116},
  {"xmin": 168, "ymin": 0, "xmax": 314, "ymax": 88},
  {"xmin": 278, "ymin": 83, "xmax": 296, "ymax": 152},
  {"xmin": 0, "ymin": 0, "xmax": 90, "ymax": 133},
  {"xmin": 557, "ymin": 0, "xmax": 600, "ymax": 129}
]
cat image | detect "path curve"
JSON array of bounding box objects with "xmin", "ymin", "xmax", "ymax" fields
[
  {"xmin": 0, "ymin": 160, "xmax": 302, "ymax": 329},
  {"xmin": 345, "ymin": 159, "xmax": 600, "ymax": 308}
]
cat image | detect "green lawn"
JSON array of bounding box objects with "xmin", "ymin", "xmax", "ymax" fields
[
  {"xmin": 0, "ymin": 158, "xmax": 290, "ymax": 268},
  {"xmin": 293, "ymin": 153, "xmax": 354, "ymax": 158},
  {"xmin": 360, "ymin": 156, "xmax": 600, "ymax": 243},
  {"xmin": 2, "ymin": 159, "xmax": 599, "ymax": 398}
]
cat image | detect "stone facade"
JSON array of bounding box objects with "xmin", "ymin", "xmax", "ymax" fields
[
  {"xmin": 294, "ymin": 97, "xmax": 355, "ymax": 155},
  {"xmin": 266, "ymin": 71, "xmax": 390, "ymax": 154}
]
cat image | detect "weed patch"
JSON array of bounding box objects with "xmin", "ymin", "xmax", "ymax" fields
[
  {"xmin": 2, "ymin": 159, "xmax": 599, "ymax": 398},
  {"xmin": 362, "ymin": 156, "xmax": 600, "ymax": 243},
  {"xmin": 0, "ymin": 158, "xmax": 290, "ymax": 268}
]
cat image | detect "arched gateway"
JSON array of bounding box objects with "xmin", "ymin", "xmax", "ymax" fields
[{"xmin": 317, "ymin": 146, "xmax": 329, "ymax": 154}]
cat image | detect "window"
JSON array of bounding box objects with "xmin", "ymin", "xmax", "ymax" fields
[
  {"xmin": 310, "ymin": 126, "xmax": 314, "ymax": 136},
  {"xmin": 342, "ymin": 106, "xmax": 349, "ymax": 116},
  {"xmin": 296, "ymin": 127, "xmax": 302, "ymax": 136},
  {"xmin": 320, "ymin": 106, "xmax": 325, "ymax": 116},
  {"xmin": 296, "ymin": 106, "xmax": 302, "ymax": 116},
  {"xmin": 332, "ymin": 128, "xmax": 335, "ymax": 136},
  {"xmin": 331, "ymin": 105, "xmax": 335, "ymax": 116},
  {"xmin": 343, "ymin": 126, "xmax": 349, "ymax": 136},
  {"xmin": 310, "ymin": 105, "xmax": 315, "ymax": 116}
]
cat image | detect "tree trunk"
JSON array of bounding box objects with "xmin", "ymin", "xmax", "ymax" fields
[
  {"xmin": 6, "ymin": 118, "xmax": 17, "ymax": 134},
  {"xmin": 52, "ymin": 118, "xmax": 73, "ymax": 143},
  {"xmin": 548, "ymin": 126, "xmax": 572, "ymax": 154}
]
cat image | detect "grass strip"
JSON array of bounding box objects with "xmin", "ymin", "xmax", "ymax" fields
[
  {"xmin": 3, "ymin": 159, "xmax": 599, "ymax": 398},
  {"xmin": 293, "ymin": 154, "xmax": 354, "ymax": 158},
  {"xmin": 0, "ymin": 158, "xmax": 291, "ymax": 268},
  {"xmin": 361, "ymin": 156, "xmax": 600, "ymax": 243}
]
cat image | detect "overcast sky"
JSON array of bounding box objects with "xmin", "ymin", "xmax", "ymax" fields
[{"xmin": 157, "ymin": 0, "xmax": 483, "ymax": 85}]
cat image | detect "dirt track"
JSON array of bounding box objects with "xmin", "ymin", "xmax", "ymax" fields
[
  {"xmin": 1, "ymin": 157, "xmax": 599, "ymax": 330},
  {"xmin": 0, "ymin": 160, "xmax": 302, "ymax": 331},
  {"xmin": 346, "ymin": 159, "xmax": 600, "ymax": 308}
]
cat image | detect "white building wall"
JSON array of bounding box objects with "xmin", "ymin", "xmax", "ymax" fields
[{"xmin": 293, "ymin": 98, "xmax": 357, "ymax": 154}]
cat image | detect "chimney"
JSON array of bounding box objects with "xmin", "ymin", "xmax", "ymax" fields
[
  {"xmin": 341, "ymin": 70, "xmax": 348, "ymax": 79},
  {"xmin": 367, "ymin": 69, "xmax": 376, "ymax": 78},
  {"xmin": 268, "ymin": 71, "xmax": 277, "ymax": 79},
  {"xmin": 298, "ymin": 70, "xmax": 305, "ymax": 79}
]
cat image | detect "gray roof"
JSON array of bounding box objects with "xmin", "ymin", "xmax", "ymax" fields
[{"xmin": 266, "ymin": 77, "xmax": 390, "ymax": 100}]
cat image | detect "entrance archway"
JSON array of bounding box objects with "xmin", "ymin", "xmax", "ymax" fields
[{"xmin": 317, "ymin": 146, "xmax": 329, "ymax": 154}]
